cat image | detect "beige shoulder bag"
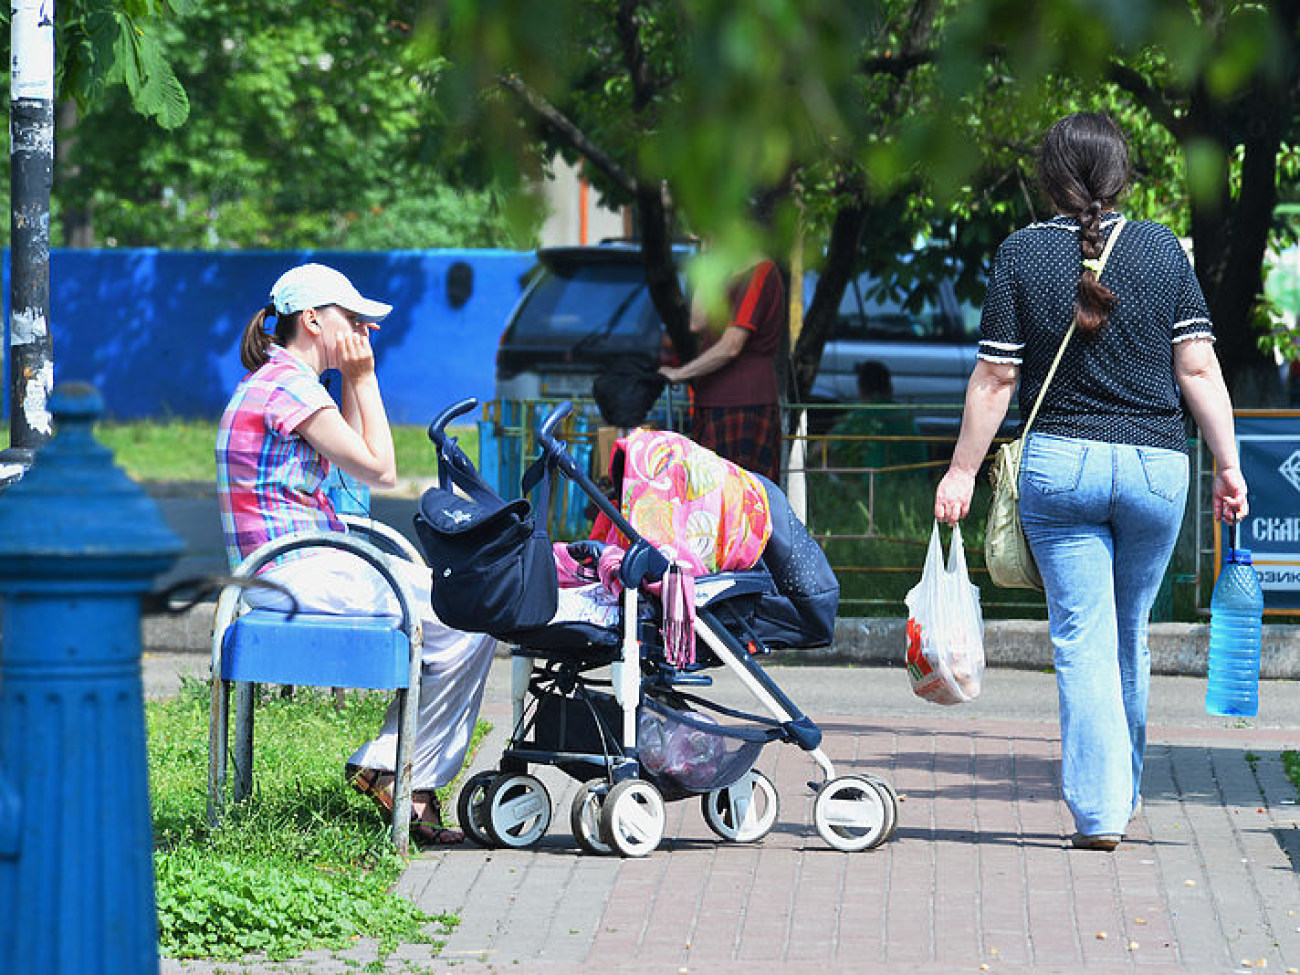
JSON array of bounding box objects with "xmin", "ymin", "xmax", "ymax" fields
[{"xmin": 984, "ymin": 217, "xmax": 1126, "ymax": 589}]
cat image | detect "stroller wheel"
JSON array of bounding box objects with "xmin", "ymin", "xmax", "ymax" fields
[
  {"xmin": 854, "ymin": 773, "xmax": 900, "ymax": 843},
  {"xmin": 599, "ymin": 779, "xmax": 666, "ymax": 858},
  {"xmin": 484, "ymin": 773, "xmax": 552, "ymax": 848},
  {"xmin": 813, "ymin": 775, "xmax": 892, "ymax": 852},
  {"xmin": 456, "ymin": 771, "xmax": 500, "ymax": 848},
  {"xmin": 702, "ymin": 770, "xmax": 780, "ymax": 843},
  {"xmin": 569, "ymin": 778, "xmax": 613, "ymax": 855}
]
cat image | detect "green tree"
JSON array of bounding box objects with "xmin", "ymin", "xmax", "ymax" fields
[
  {"xmin": 50, "ymin": 0, "xmax": 536, "ymax": 249},
  {"xmin": 947, "ymin": 0, "xmax": 1300, "ymax": 399},
  {"xmin": 422, "ymin": 0, "xmax": 1300, "ymax": 403},
  {"xmin": 0, "ymin": 1, "xmax": 193, "ymax": 243},
  {"xmin": 54, "ymin": 0, "xmax": 193, "ymax": 129}
]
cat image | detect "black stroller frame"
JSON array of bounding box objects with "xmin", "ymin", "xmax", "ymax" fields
[{"xmin": 422, "ymin": 399, "xmax": 900, "ymax": 856}]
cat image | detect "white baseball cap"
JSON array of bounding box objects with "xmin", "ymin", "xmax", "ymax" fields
[{"xmin": 269, "ymin": 263, "xmax": 392, "ymax": 325}]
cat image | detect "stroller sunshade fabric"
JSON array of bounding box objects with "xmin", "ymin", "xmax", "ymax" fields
[
  {"xmin": 591, "ymin": 429, "xmax": 772, "ymax": 576},
  {"xmin": 747, "ymin": 474, "xmax": 840, "ymax": 649}
]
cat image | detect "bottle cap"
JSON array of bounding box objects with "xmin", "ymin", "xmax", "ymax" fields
[{"xmin": 1229, "ymin": 547, "xmax": 1254, "ymax": 566}]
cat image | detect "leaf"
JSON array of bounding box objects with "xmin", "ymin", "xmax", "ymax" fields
[
  {"xmin": 108, "ymin": 14, "xmax": 143, "ymax": 95},
  {"xmin": 141, "ymin": 57, "xmax": 190, "ymax": 129},
  {"xmin": 124, "ymin": 18, "xmax": 190, "ymax": 128}
]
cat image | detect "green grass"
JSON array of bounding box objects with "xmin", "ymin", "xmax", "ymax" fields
[
  {"xmin": 150, "ymin": 679, "xmax": 487, "ymax": 962},
  {"xmin": 1284, "ymin": 750, "xmax": 1300, "ymax": 792},
  {"xmin": 1, "ymin": 420, "xmax": 478, "ymax": 484}
]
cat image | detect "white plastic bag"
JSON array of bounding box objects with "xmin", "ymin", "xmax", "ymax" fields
[{"xmin": 903, "ymin": 521, "xmax": 985, "ymax": 705}]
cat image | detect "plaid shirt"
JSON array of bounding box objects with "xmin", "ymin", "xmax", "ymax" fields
[{"xmin": 216, "ymin": 347, "xmax": 344, "ymax": 569}]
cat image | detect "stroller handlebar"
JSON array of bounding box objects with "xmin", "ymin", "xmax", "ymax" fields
[
  {"xmin": 532, "ymin": 399, "xmax": 670, "ymax": 587},
  {"xmin": 427, "ymin": 398, "xmax": 479, "ymax": 446},
  {"xmin": 537, "ymin": 400, "xmax": 573, "ymax": 443}
]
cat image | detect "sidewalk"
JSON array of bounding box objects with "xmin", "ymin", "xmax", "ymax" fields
[{"xmin": 162, "ymin": 658, "xmax": 1300, "ymax": 974}]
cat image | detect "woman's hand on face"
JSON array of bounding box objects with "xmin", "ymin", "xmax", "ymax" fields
[
  {"xmin": 334, "ymin": 329, "xmax": 376, "ymax": 383},
  {"xmin": 934, "ymin": 468, "xmax": 976, "ymax": 526},
  {"xmin": 1212, "ymin": 466, "xmax": 1249, "ymax": 523}
]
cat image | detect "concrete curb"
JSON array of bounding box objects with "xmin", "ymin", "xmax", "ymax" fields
[
  {"xmin": 811, "ymin": 617, "xmax": 1300, "ymax": 678},
  {"xmin": 146, "ymin": 606, "xmax": 1300, "ymax": 678}
]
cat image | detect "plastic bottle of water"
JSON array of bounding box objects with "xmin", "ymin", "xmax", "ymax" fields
[{"xmin": 1205, "ymin": 522, "xmax": 1264, "ymax": 717}]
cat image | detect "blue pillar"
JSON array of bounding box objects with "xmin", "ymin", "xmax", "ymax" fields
[{"xmin": 0, "ymin": 383, "xmax": 183, "ymax": 975}]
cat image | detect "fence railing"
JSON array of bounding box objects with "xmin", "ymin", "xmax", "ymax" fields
[{"xmin": 478, "ymin": 397, "xmax": 1214, "ymax": 622}]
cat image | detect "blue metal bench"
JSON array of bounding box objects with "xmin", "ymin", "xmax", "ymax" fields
[{"xmin": 207, "ymin": 519, "xmax": 425, "ymax": 854}]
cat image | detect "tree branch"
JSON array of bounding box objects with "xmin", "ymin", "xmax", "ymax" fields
[
  {"xmin": 1107, "ymin": 61, "xmax": 1187, "ymax": 140},
  {"xmin": 899, "ymin": 0, "xmax": 942, "ymax": 58},
  {"xmin": 859, "ymin": 49, "xmax": 934, "ymax": 78},
  {"xmin": 793, "ymin": 195, "xmax": 870, "ymax": 398},
  {"xmin": 615, "ymin": 0, "xmax": 660, "ymax": 113},
  {"xmin": 637, "ymin": 182, "xmax": 693, "ymax": 361},
  {"xmin": 499, "ymin": 73, "xmax": 637, "ymax": 196},
  {"xmin": 859, "ymin": 0, "xmax": 942, "ymax": 77}
]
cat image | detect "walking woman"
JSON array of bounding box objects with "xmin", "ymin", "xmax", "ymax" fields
[
  {"xmin": 216, "ymin": 263, "xmax": 497, "ymax": 845},
  {"xmin": 934, "ymin": 113, "xmax": 1248, "ymax": 850}
]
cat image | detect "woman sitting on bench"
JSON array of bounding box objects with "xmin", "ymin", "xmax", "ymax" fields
[{"xmin": 216, "ymin": 262, "xmax": 497, "ymax": 846}]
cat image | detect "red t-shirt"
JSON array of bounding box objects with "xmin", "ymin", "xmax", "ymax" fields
[{"xmin": 692, "ymin": 260, "xmax": 787, "ymax": 408}]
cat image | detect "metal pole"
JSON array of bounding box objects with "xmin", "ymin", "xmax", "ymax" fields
[{"xmin": 4, "ymin": 0, "xmax": 56, "ymax": 472}]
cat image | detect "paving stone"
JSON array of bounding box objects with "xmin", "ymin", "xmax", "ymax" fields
[{"xmin": 159, "ymin": 665, "xmax": 1300, "ymax": 972}]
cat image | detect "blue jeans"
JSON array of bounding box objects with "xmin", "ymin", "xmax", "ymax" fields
[{"xmin": 1018, "ymin": 433, "xmax": 1188, "ymax": 836}]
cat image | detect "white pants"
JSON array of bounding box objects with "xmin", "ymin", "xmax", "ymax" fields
[{"xmin": 250, "ymin": 550, "xmax": 498, "ymax": 790}]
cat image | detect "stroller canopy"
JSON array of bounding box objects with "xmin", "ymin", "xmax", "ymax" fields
[
  {"xmin": 591, "ymin": 429, "xmax": 772, "ymax": 576},
  {"xmin": 593, "ymin": 430, "xmax": 839, "ymax": 649}
]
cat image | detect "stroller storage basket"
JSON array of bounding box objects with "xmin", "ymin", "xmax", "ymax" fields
[
  {"xmin": 530, "ymin": 687, "xmax": 623, "ymax": 756},
  {"xmin": 526, "ymin": 689, "xmax": 771, "ymax": 797},
  {"xmin": 639, "ymin": 696, "xmax": 769, "ymax": 796}
]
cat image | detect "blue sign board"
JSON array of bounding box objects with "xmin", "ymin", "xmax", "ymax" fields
[{"xmin": 1234, "ymin": 411, "xmax": 1300, "ymax": 614}]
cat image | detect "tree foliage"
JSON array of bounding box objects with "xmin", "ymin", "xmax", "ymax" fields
[
  {"xmin": 420, "ymin": 0, "xmax": 1300, "ymax": 403},
  {"xmin": 52, "ymin": 0, "xmax": 193, "ymax": 129},
  {"xmin": 21, "ymin": 0, "xmax": 538, "ymax": 249}
]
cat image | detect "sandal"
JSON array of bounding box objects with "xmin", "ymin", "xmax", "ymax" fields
[
  {"xmin": 348, "ymin": 765, "xmax": 463, "ymax": 845},
  {"xmin": 346, "ymin": 763, "xmax": 395, "ymax": 816},
  {"xmin": 411, "ymin": 791, "xmax": 465, "ymax": 847}
]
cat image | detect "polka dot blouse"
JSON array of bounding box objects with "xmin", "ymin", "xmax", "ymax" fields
[{"xmin": 977, "ymin": 212, "xmax": 1214, "ymax": 453}]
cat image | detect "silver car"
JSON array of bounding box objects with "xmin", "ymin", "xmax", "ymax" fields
[
  {"xmin": 807, "ymin": 272, "xmax": 981, "ymax": 406},
  {"xmin": 495, "ymin": 244, "xmax": 982, "ymax": 417}
]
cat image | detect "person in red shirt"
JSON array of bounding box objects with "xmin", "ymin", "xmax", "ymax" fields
[{"xmin": 659, "ymin": 258, "xmax": 788, "ymax": 480}]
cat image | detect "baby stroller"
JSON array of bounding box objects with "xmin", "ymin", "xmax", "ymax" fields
[{"xmin": 414, "ymin": 399, "xmax": 900, "ymax": 856}]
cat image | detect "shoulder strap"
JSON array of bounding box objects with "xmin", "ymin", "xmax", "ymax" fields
[
  {"xmin": 1022, "ymin": 216, "xmax": 1126, "ymax": 437},
  {"xmin": 520, "ymin": 454, "xmax": 556, "ymax": 539}
]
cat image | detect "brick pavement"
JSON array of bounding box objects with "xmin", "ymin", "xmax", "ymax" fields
[
  {"xmin": 388, "ymin": 703, "xmax": 1300, "ymax": 973},
  {"xmin": 163, "ymin": 672, "xmax": 1300, "ymax": 975}
]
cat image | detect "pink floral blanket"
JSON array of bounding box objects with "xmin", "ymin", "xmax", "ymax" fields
[{"xmin": 590, "ymin": 429, "xmax": 772, "ymax": 576}]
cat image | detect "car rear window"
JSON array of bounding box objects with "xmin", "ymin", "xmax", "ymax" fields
[
  {"xmin": 834, "ymin": 278, "xmax": 955, "ymax": 342},
  {"xmin": 511, "ymin": 264, "xmax": 661, "ymax": 346}
]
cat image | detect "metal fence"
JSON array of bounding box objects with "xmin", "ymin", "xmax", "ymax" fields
[{"xmin": 478, "ymin": 398, "xmax": 1216, "ymax": 622}]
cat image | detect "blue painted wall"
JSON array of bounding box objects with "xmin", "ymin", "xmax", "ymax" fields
[{"xmin": 2, "ymin": 249, "xmax": 534, "ymax": 423}]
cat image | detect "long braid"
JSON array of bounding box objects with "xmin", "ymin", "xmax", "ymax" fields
[
  {"xmin": 1038, "ymin": 112, "xmax": 1129, "ymax": 336},
  {"xmin": 1074, "ymin": 200, "xmax": 1118, "ymax": 334}
]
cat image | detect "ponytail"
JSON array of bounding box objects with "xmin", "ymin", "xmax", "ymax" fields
[
  {"xmin": 1074, "ymin": 202, "xmax": 1118, "ymax": 335},
  {"xmin": 1038, "ymin": 112, "xmax": 1130, "ymax": 336},
  {"xmin": 240, "ymin": 304, "xmax": 302, "ymax": 370}
]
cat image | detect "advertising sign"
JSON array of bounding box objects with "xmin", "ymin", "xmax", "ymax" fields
[{"xmin": 1232, "ymin": 412, "xmax": 1300, "ymax": 615}]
